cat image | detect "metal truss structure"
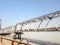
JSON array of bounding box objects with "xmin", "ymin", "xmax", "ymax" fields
[{"xmin": 0, "ymin": 11, "xmax": 60, "ymax": 34}]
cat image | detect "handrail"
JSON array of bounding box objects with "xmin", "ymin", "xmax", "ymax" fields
[
  {"xmin": 0, "ymin": 36, "xmax": 20, "ymax": 43},
  {"xmin": 0, "ymin": 36, "xmax": 30, "ymax": 45}
]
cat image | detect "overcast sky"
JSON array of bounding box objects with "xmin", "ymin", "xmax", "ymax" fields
[{"xmin": 0, "ymin": 0, "xmax": 60, "ymax": 28}]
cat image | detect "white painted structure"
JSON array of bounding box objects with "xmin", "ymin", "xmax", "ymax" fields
[{"xmin": 0, "ymin": 11, "xmax": 60, "ymax": 44}]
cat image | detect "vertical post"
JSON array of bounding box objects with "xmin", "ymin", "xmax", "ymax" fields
[
  {"xmin": 11, "ymin": 41, "xmax": 14, "ymax": 45},
  {"xmin": 20, "ymin": 24, "xmax": 23, "ymax": 31},
  {"xmin": 18, "ymin": 34, "xmax": 21, "ymax": 39},
  {"xmin": 18, "ymin": 33, "xmax": 19, "ymax": 39},
  {"xmin": 0, "ymin": 38, "xmax": 2, "ymax": 42},
  {"xmin": 14, "ymin": 24, "xmax": 17, "ymax": 32},
  {"xmin": 14, "ymin": 24, "xmax": 17, "ymax": 39},
  {"xmin": 19, "ymin": 24, "xmax": 23, "ymax": 39},
  {"xmin": 19, "ymin": 34, "xmax": 21, "ymax": 39}
]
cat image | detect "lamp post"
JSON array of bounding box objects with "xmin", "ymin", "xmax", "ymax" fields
[
  {"xmin": 14, "ymin": 24, "xmax": 24, "ymax": 39},
  {"xmin": 15, "ymin": 31, "xmax": 23, "ymax": 39}
]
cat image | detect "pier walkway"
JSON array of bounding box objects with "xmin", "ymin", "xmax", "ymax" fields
[{"xmin": 0, "ymin": 11, "xmax": 60, "ymax": 45}]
